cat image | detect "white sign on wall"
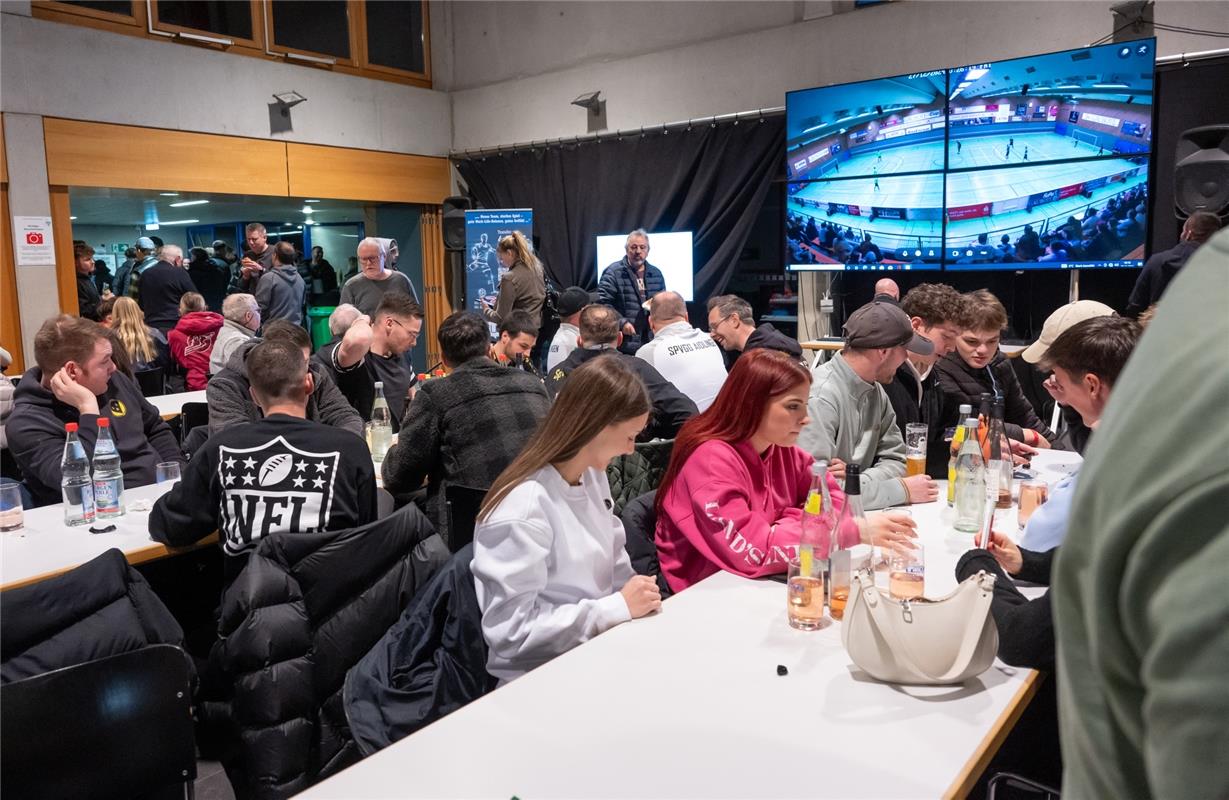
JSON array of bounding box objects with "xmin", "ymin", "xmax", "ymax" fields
[{"xmin": 13, "ymin": 216, "xmax": 56, "ymax": 265}]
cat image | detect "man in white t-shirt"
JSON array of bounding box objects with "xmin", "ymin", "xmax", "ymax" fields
[
  {"xmin": 636, "ymin": 292, "xmax": 726, "ymax": 412},
  {"xmin": 546, "ymin": 287, "xmax": 591, "ymax": 371}
]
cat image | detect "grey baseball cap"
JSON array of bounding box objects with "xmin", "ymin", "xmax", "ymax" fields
[{"xmin": 843, "ymin": 301, "xmax": 934, "ymax": 355}]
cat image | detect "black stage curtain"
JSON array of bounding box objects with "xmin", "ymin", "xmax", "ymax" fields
[{"xmin": 454, "ymin": 115, "xmax": 784, "ymax": 299}]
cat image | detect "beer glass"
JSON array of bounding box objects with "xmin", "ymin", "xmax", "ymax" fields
[
  {"xmin": 1017, "ymin": 480, "xmax": 1049, "ymax": 530},
  {"xmin": 905, "ymin": 423, "xmax": 928, "ymax": 477},
  {"xmin": 787, "ymin": 557, "xmax": 828, "ymax": 630},
  {"xmin": 888, "ymin": 543, "xmax": 925, "ymax": 601}
]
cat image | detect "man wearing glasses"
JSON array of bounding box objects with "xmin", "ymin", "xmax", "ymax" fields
[
  {"xmin": 705, "ymin": 294, "xmax": 803, "ymax": 370},
  {"xmin": 340, "ymin": 237, "xmax": 419, "ymax": 318},
  {"xmin": 314, "ymin": 291, "xmax": 423, "ymax": 432}
]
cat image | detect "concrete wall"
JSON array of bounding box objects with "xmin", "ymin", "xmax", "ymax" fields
[
  {"xmin": 0, "ymin": 8, "xmax": 451, "ymax": 156},
  {"xmin": 450, "ymin": 0, "xmax": 1229, "ymax": 151}
]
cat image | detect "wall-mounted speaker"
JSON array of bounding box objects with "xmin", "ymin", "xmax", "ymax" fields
[
  {"xmin": 1174, "ymin": 125, "xmax": 1229, "ymax": 220},
  {"xmin": 442, "ymin": 196, "xmax": 471, "ymax": 251}
]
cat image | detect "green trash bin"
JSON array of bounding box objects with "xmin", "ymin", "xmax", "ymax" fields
[{"xmin": 307, "ymin": 306, "xmax": 336, "ymax": 352}]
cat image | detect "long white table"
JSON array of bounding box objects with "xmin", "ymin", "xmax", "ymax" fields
[
  {"xmin": 148, "ymin": 389, "xmax": 207, "ymax": 420},
  {"xmin": 0, "ymin": 482, "xmax": 216, "ymax": 591},
  {"xmin": 299, "ymin": 450, "xmax": 1081, "ymax": 800}
]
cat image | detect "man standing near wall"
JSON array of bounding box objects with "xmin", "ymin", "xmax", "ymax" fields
[
  {"xmin": 255, "ymin": 242, "xmax": 306, "ymax": 326},
  {"xmin": 340, "ymin": 237, "xmax": 419, "ymax": 317},
  {"xmin": 598, "ymin": 229, "xmax": 665, "ymax": 355},
  {"xmin": 114, "ymin": 237, "xmax": 157, "ymax": 298},
  {"xmin": 232, "ymin": 223, "xmax": 276, "ymax": 294},
  {"xmin": 132, "ymin": 244, "xmax": 197, "ymax": 334}
]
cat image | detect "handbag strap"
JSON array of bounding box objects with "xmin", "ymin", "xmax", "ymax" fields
[{"xmin": 852, "ymin": 572, "xmax": 995, "ymax": 683}]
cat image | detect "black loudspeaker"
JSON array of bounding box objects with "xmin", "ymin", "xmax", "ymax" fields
[
  {"xmin": 442, "ymin": 196, "xmax": 471, "ymax": 251},
  {"xmin": 1174, "ymin": 125, "xmax": 1229, "ymax": 219}
]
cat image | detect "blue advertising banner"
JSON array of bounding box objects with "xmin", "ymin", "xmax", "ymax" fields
[{"xmin": 465, "ymin": 209, "xmax": 533, "ymax": 332}]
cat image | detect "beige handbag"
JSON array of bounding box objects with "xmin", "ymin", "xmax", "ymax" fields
[{"xmin": 841, "ymin": 570, "xmax": 999, "ymax": 685}]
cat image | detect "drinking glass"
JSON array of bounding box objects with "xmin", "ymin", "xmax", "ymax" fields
[
  {"xmin": 888, "ymin": 543, "xmax": 925, "ymax": 601},
  {"xmin": 905, "ymin": 423, "xmax": 928, "ymax": 477},
  {"xmin": 786, "ymin": 557, "xmax": 829, "ymax": 631},
  {"xmin": 871, "ymin": 508, "xmax": 911, "ymax": 589},
  {"xmin": 155, "ymin": 462, "xmax": 181, "ymax": 485},
  {"xmin": 0, "ymin": 482, "xmax": 25, "ymax": 533},
  {"xmin": 1017, "ymin": 480, "xmax": 1049, "ymax": 530}
]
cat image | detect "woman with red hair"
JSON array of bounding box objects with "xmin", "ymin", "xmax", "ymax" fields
[{"xmin": 655, "ymin": 349, "xmax": 915, "ymax": 592}]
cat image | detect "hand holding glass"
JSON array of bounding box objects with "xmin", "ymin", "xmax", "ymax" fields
[{"xmin": 888, "ymin": 543, "xmax": 925, "ymax": 601}]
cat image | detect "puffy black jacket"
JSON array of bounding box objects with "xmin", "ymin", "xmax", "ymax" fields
[
  {"xmin": 935, "ymin": 351, "xmax": 1055, "ymax": 444},
  {"xmin": 0, "ymin": 548, "xmax": 187, "ymax": 684},
  {"xmin": 211, "ymin": 505, "xmax": 448, "ymax": 799},
  {"xmin": 344, "ymin": 544, "xmax": 496, "ymax": 756},
  {"xmin": 597, "ymin": 258, "xmax": 666, "ymax": 352},
  {"xmin": 605, "ymin": 438, "xmax": 674, "ymax": 517},
  {"xmin": 743, "ymin": 322, "xmax": 803, "ymax": 362}
]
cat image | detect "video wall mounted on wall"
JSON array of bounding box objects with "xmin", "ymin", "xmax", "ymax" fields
[{"xmin": 785, "ymin": 39, "xmax": 1155, "ymax": 271}]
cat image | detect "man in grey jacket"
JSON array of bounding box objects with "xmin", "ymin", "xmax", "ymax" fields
[
  {"xmin": 206, "ymin": 320, "xmax": 362, "ymax": 437},
  {"xmin": 255, "ymin": 241, "xmax": 306, "ymax": 326},
  {"xmin": 797, "ymin": 301, "xmax": 937, "ymax": 510}
]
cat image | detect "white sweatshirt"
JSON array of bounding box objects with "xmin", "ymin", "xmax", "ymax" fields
[{"xmin": 472, "ymin": 464, "xmax": 634, "ymax": 683}]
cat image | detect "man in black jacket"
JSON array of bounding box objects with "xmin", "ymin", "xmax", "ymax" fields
[
  {"xmin": 130, "ymin": 244, "xmax": 197, "ymax": 334},
  {"xmin": 883, "ymin": 283, "xmax": 968, "ymax": 477},
  {"xmin": 1124, "ymin": 211, "xmax": 1221, "ymax": 317},
  {"xmin": 382, "ymin": 312, "xmax": 549, "ymax": 538},
  {"xmin": 597, "ymin": 229, "xmax": 666, "ymax": 354},
  {"xmin": 74, "ymin": 242, "xmax": 104, "ymax": 321},
  {"xmin": 546, "ymin": 305, "xmax": 696, "ymax": 440},
  {"xmin": 7, "ymin": 315, "xmax": 184, "ymax": 506},
  {"xmin": 706, "ymin": 294, "xmax": 804, "ymax": 367},
  {"xmin": 151, "ymin": 339, "xmax": 377, "ymax": 588}
]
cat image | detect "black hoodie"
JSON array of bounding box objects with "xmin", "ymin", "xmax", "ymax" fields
[
  {"xmin": 742, "ymin": 323, "xmax": 804, "ymax": 362},
  {"xmin": 7, "ymin": 368, "xmax": 184, "ymax": 506},
  {"xmin": 1125, "ymin": 240, "xmax": 1200, "ymax": 318}
]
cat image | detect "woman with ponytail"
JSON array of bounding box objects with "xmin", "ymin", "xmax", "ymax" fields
[
  {"xmin": 655, "ymin": 349, "xmax": 916, "ymax": 592},
  {"xmin": 483, "ymin": 230, "xmax": 546, "ymax": 331}
]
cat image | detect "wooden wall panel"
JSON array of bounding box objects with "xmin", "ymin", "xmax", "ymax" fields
[
  {"xmin": 49, "ymin": 187, "xmax": 78, "ymax": 316},
  {"xmin": 43, "ymin": 118, "xmax": 289, "ymax": 196},
  {"xmin": 287, "ymin": 143, "xmax": 449, "ymax": 205},
  {"xmin": 0, "ymin": 188, "xmax": 24, "ymax": 373},
  {"xmin": 419, "ymin": 209, "xmax": 450, "ymax": 369}
]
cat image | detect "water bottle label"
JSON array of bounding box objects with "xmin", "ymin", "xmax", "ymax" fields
[{"xmin": 94, "ymin": 479, "xmax": 121, "ymax": 513}]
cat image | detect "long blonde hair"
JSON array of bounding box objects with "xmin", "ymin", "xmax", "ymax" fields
[
  {"xmin": 111, "ymin": 297, "xmax": 156, "ymax": 363},
  {"xmin": 497, "ymin": 230, "xmax": 543, "ymax": 278},
  {"xmin": 478, "ymin": 356, "xmax": 650, "ymax": 520}
]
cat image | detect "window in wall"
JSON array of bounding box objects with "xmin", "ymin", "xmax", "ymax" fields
[
  {"xmin": 56, "ymin": 0, "xmax": 133, "ymax": 17},
  {"xmin": 364, "ymin": 0, "xmax": 426, "ymax": 77},
  {"xmin": 269, "ymin": 0, "xmax": 352, "ymax": 62},
  {"xmin": 153, "ymin": 1, "xmax": 254, "ymax": 42}
]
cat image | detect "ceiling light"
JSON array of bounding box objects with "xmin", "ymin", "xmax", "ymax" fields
[
  {"xmin": 169, "ymin": 199, "xmax": 209, "ymax": 208},
  {"xmin": 304, "ymin": 199, "xmax": 322, "ymax": 203},
  {"xmin": 145, "ymin": 223, "xmax": 161, "ymax": 231},
  {"xmin": 272, "ymin": 90, "xmax": 307, "ymax": 108},
  {"xmin": 156, "ymin": 218, "xmax": 200, "ymax": 225},
  {"xmin": 302, "ymin": 205, "xmax": 314, "ymax": 214},
  {"xmin": 159, "ymin": 192, "xmax": 180, "ymax": 197},
  {"xmin": 70, "ymin": 216, "xmax": 77, "ymax": 220}
]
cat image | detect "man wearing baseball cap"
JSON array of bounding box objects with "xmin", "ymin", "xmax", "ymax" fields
[
  {"xmin": 113, "ymin": 236, "xmax": 158, "ymax": 298},
  {"xmin": 545, "ymin": 286, "xmax": 593, "ymax": 371},
  {"xmin": 1018, "ymin": 300, "xmax": 1114, "ymax": 454},
  {"xmin": 798, "ymin": 301, "xmax": 938, "ymax": 509}
]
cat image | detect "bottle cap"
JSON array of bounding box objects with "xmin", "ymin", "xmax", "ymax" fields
[
  {"xmin": 97, "ymin": 418, "xmax": 110, "ymax": 428},
  {"xmin": 845, "ymin": 463, "xmax": 861, "ymax": 495},
  {"xmin": 958, "ymin": 404, "xmax": 972, "ymax": 415},
  {"xmin": 66, "ymin": 422, "xmax": 78, "ymax": 432},
  {"xmin": 374, "ymin": 381, "xmax": 384, "ymax": 389}
]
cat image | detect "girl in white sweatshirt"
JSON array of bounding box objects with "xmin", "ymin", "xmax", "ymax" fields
[{"xmin": 472, "ymin": 356, "xmax": 663, "ymax": 683}]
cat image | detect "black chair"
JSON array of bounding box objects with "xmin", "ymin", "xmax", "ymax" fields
[
  {"xmin": 620, "ymin": 490, "xmax": 672, "ymax": 597},
  {"xmin": 135, "ymin": 366, "xmax": 166, "ymax": 397},
  {"xmin": 179, "ymin": 401, "xmax": 209, "ymax": 443},
  {"xmin": 443, "ymin": 484, "xmax": 487, "ymax": 554},
  {"xmin": 987, "ymin": 772, "xmax": 1060, "ymax": 799},
  {"xmin": 0, "ymin": 644, "xmax": 196, "ymax": 800}
]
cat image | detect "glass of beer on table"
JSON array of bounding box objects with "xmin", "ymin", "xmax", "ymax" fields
[
  {"xmin": 1018, "ymin": 479, "xmax": 1049, "ymax": 530},
  {"xmin": 905, "ymin": 423, "xmax": 928, "ymax": 477}
]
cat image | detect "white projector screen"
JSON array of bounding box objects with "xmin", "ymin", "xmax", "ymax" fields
[{"xmin": 595, "ymin": 231, "xmax": 695, "ymax": 302}]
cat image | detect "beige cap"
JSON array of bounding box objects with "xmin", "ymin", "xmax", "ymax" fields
[{"xmin": 1022, "ymin": 300, "xmax": 1115, "ymax": 363}]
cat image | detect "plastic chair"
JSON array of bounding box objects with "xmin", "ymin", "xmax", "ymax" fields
[
  {"xmin": 179, "ymin": 401, "xmax": 210, "ymax": 443},
  {"xmin": 443, "ymin": 484, "xmax": 487, "ymax": 553},
  {"xmin": 0, "ymin": 644, "xmax": 196, "ymax": 800},
  {"xmin": 987, "ymin": 772, "xmax": 1061, "ymax": 800},
  {"xmin": 136, "ymin": 366, "xmax": 166, "ymax": 397}
]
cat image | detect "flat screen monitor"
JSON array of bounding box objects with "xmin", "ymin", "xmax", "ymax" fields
[
  {"xmin": 783, "ymin": 39, "xmax": 1154, "ymax": 271},
  {"xmin": 944, "ymin": 39, "xmax": 1154, "ymax": 270},
  {"xmin": 595, "ymin": 231, "xmax": 694, "ymax": 301}
]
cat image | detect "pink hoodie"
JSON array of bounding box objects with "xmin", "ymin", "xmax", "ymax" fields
[{"xmin": 655, "ymin": 439, "xmax": 860, "ymax": 593}]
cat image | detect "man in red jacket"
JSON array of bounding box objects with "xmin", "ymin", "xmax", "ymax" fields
[{"xmin": 168, "ymin": 292, "xmax": 223, "ymax": 391}]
